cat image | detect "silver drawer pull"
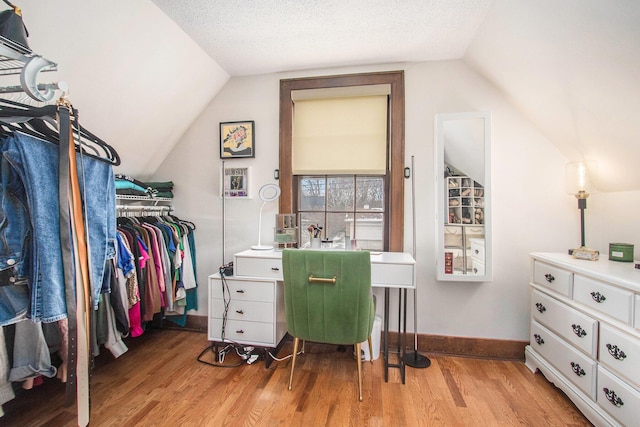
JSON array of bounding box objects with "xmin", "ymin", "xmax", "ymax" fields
[
  {"xmin": 533, "ymin": 334, "xmax": 544, "ymax": 345},
  {"xmin": 544, "ymin": 273, "xmax": 555, "ymax": 283},
  {"xmin": 271, "ymin": 267, "xmax": 280, "ymax": 271},
  {"xmin": 535, "ymin": 303, "xmax": 546, "ymax": 313},
  {"xmin": 603, "ymin": 388, "xmax": 624, "ymax": 407},
  {"xmin": 570, "ymin": 362, "xmax": 585, "ymax": 377},
  {"xmin": 590, "ymin": 291, "xmax": 606, "ymax": 303},
  {"xmin": 236, "ymin": 310, "xmax": 244, "ymax": 314},
  {"xmin": 606, "ymin": 343, "xmax": 627, "ymax": 360},
  {"xmin": 571, "ymin": 324, "xmax": 587, "ymax": 338},
  {"xmin": 236, "ymin": 329, "xmax": 244, "ymax": 334},
  {"xmin": 236, "ymin": 289, "xmax": 245, "ymax": 294}
]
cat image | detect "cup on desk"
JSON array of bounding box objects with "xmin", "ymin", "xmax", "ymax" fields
[
  {"xmin": 321, "ymin": 239, "xmax": 333, "ymax": 249},
  {"xmin": 310, "ymin": 237, "xmax": 321, "ymax": 248}
]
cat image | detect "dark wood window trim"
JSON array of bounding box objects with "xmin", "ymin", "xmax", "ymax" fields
[{"xmin": 279, "ymin": 71, "xmax": 405, "ymax": 251}]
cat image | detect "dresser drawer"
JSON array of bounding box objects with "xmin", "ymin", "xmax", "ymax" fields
[
  {"xmin": 599, "ymin": 324, "xmax": 640, "ymax": 389},
  {"xmin": 210, "ymin": 278, "xmax": 275, "ymax": 302},
  {"xmin": 530, "ymin": 321, "xmax": 597, "ymax": 399},
  {"xmin": 573, "ymin": 275, "xmax": 633, "ymax": 324},
  {"xmin": 533, "ymin": 261, "xmax": 573, "ymax": 297},
  {"xmin": 531, "ymin": 289, "xmax": 598, "ymax": 358},
  {"xmin": 597, "ymin": 366, "xmax": 640, "ymax": 426},
  {"xmin": 470, "ymin": 238, "xmax": 484, "ymax": 261},
  {"xmin": 210, "ymin": 299, "xmax": 274, "ymax": 323},
  {"xmin": 471, "ymin": 258, "xmax": 485, "ymax": 275},
  {"xmin": 235, "ymin": 255, "xmax": 283, "ymax": 280},
  {"xmin": 208, "ymin": 318, "xmax": 275, "ymax": 346}
]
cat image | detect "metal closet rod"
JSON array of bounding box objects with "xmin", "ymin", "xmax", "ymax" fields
[{"xmin": 116, "ymin": 205, "xmax": 172, "ymax": 216}]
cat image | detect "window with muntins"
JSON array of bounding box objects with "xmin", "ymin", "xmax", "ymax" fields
[{"xmin": 297, "ymin": 175, "xmax": 385, "ymax": 250}]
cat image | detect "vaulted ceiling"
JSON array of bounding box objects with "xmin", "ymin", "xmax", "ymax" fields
[{"xmin": 9, "ymin": 1, "xmax": 640, "ymax": 191}]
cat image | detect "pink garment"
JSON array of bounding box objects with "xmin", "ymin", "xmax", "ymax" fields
[
  {"xmin": 128, "ymin": 300, "xmax": 144, "ymax": 338},
  {"xmin": 137, "ymin": 240, "xmax": 150, "ymax": 268}
]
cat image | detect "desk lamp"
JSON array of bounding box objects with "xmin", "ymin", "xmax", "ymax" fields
[{"xmin": 565, "ymin": 160, "xmax": 599, "ymax": 260}]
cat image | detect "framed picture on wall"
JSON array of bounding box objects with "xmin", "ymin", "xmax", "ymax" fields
[
  {"xmin": 220, "ymin": 120, "xmax": 255, "ymax": 159},
  {"xmin": 221, "ymin": 166, "xmax": 250, "ymax": 198}
]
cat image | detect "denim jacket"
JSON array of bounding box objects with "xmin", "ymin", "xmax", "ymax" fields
[{"xmin": 0, "ymin": 132, "xmax": 116, "ymax": 324}]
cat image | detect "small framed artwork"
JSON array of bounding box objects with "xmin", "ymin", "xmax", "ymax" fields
[
  {"xmin": 220, "ymin": 120, "xmax": 255, "ymax": 159},
  {"xmin": 222, "ymin": 166, "xmax": 250, "ymax": 198}
]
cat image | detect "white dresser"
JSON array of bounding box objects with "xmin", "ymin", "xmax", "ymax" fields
[{"xmin": 525, "ymin": 252, "xmax": 640, "ymax": 427}]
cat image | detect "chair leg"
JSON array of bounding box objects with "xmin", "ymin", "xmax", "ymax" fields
[
  {"xmin": 288, "ymin": 337, "xmax": 299, "ymax": 391},
  {"xmin": 355, "ymin": 342, "xmax": 363, "ymax": 401},
  {"xmin": 367, "ymin": 336, "xmax": 373, "ymax": 364}
]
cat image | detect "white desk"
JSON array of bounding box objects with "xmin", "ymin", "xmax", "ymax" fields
[
  {"xmin": 208, "ymin": 249, "xmax": 415, "ymax": 381},
  {"xmin": 233, "ymin": 249, "xmax": 415, "ymax": 289}
]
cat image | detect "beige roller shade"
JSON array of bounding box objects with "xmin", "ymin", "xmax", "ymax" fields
[{"xmin": 292, "ymin": 95, "xmax": 388, "ymax": 175}]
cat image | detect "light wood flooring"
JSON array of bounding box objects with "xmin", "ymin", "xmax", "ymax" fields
[{"xmin": 1, "ymin": 328, "xmax": 592, "ymax": 426}]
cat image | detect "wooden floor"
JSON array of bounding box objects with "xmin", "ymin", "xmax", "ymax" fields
[{"xmin": 2, "ymin": 329, "xmax": 592, "ymax": 426}]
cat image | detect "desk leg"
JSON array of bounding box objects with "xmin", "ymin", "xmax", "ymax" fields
[
  {"xmin": 401, "ymin": 288, "xmax": 407, "ymax": 384},
  {"xmin": 395, "ymin": 288, "xmax": 407, "ymax": 384},
  {"xmin": 383, "ymin": 287, "xmax": 390, "ymax": 382}
]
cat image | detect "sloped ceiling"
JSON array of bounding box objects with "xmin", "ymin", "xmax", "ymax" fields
[
  {"xmin": 466, "ymin": 0, "xmax": 640, "ymax": 192},
  {"xmin": 4, "ymin": 0, "xmax": 229, "ymax": 179},
  {"xmin": 5, "ymin": 1, "xmax": 639, "ymax": 191}
]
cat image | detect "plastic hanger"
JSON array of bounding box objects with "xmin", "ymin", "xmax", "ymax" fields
[{"xmin": 0, "ymin": 97, "xmax": 120, "ymax": 165}]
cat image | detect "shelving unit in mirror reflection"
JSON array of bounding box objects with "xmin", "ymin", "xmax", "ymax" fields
[{"xmin": 445, "ymin": 176, "xmax": 485, "ymax": 275}]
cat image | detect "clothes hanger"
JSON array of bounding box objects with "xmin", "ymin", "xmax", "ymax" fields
[{"xmin": 0, "ymin": 97, "xmax": 121, "ymax": 165}]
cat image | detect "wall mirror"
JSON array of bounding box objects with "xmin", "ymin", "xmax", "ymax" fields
[{"xmin": 435, "ymin": 112, "xmax": 492, "ymax": 282}]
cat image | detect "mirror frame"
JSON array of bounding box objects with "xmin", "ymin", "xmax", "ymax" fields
[{"xmin": 434, "ymin": 112, "xmax": 492, "ymax": 282}]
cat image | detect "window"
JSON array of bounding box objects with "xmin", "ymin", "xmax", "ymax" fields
[
  {"xmin": 279, "ymin": 71, "xmax": 405, "ymax": 252},
  {"xmin": 298, "ymin": 175, "xmax": 385, "ymax": 250}
]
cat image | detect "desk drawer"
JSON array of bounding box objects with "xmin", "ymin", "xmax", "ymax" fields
[
  {"xmin": 533, "ymin": 261, "xmax": 573, "ymax": 297},
  {"xmin": 235, "ymin": 256, "xmax": 283, "ymax": 280},
  {"xmin": 210, "ymin": 299, "xmax": 274, "ymax": 323},
  {"xmin": 597, "ymin": 366, "xmax": 640, "ymax": 426},
  {"xmin": 208, "ymin": 318, "xmax": 274, "ymax": 346},
  {"xmin": 599, "ymin": 324, "xmax": 640, "ymax": 389},
  {"xmin": 530, "ymin": 321, "xmax": 596, "ymax": 399},
  {"xmin": 573, "ymin": 275, "xmax": 633, "ymax": 324},
  {"xmin": 210, "ymin": 278, "xmax": 275, "ymax": 302},
  {"xmin": 635, "ymin": 295, "xmax": 640, "ymax": 331},
  {"xmin": 371, "ymin": 262, "xmax": 414, "ymax": 287},
  {"xmin": 531, "ymin": 289, "xmax": 597, "ymax": 358}
]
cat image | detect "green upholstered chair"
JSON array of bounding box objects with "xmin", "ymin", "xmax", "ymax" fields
[{"xmin": 282, "ymin": 249, "xmax": 375, "ymax": 401}]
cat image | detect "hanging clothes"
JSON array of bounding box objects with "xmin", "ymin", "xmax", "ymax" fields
[
  {"xmin": 0, "ymin": 131, "xmax": 117, "ymax": 324},
  {"xmin": 115, "ymin": 210, "xmax": 199, "ymax": 333}
]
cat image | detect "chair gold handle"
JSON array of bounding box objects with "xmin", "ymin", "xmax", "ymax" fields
[{"xmin": 308, "ymin": 274, "xmax": 336, "ymax": 284}]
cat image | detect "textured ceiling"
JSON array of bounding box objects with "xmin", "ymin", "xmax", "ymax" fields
[{"xmin": 151, "ymin": 0, "xmax": 495, "ymax": 76}]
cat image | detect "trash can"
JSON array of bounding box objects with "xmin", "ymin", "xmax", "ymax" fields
[{"xmin": 359, "ymin": 315, "xmax": 382, "ymax": 361}]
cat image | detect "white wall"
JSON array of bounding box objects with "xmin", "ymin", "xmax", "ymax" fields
[{"xmin": 154, "ymin": 59, "xmax": 636, "ymax": 342}]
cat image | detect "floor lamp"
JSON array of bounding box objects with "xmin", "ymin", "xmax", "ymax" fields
[{"xmin": 403, "ymin": 155, "xmax": 431, "ymax": 368}]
